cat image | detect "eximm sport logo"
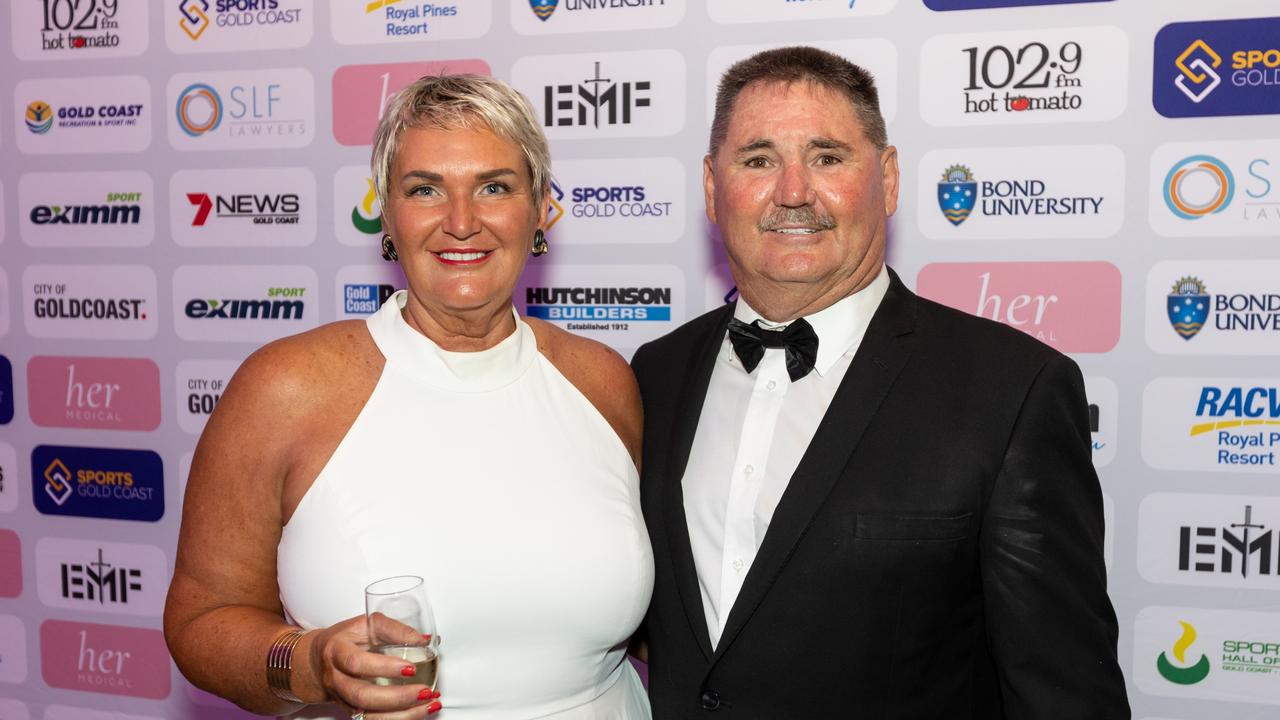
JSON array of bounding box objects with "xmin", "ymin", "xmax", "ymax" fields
[
  {"xmin": 19, "ymin": 170, "xmax": 155, "ymax": 248},
  {"xmin": 31, "ymin": 445, "xmax": 164, "ymax": 522},
  {"xmin": 1155, "ymin": 17, "xmax": 1280, "ymax": 119},
  {"xmin": 173, "ymin": 265, "xmax": 318, "ymax": 342}
]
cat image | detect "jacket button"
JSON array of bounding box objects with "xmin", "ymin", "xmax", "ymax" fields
[{"xmin": 701, "ymin": 690, "xmax": 721, "ymax": 710}]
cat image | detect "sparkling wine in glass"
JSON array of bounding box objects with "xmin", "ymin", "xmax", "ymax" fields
[{"xmin": 364, "ymin": 575, "xmax": 440, "ymax": 689}]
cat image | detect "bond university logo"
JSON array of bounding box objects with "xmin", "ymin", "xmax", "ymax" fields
[
  {"xmin": 1157, "ymin": 621, "xmax": 1210, "ymax": 685},
  {"xmin": 44, "ymin": 459, "xmax": 73, "ymax": 506},
  {"xmin": 175, "ymin": 83, "xmax": 222, "ymax": 136},
  {"xmin": 1164, "ymin": 156, "xmax": 1234, "ymax": 220},
  {"xmin": 530, "ymin": 0, "xmax": 558, "ymax": 21},
  {"xmin": 352, "ymin": 179, "xmax": 382, "ymax": 234},
  {"xmin": 179, "ymin": 0, "xmax": 211, "ymax": 40},
  {"xmin": 26, "ymin": 102, "xmax": 54, "ymax": 134},
  {"xmin": 937, "ymin": 165, "xmax": 976, "ymax": 226},
  {"xmin": 1167, "ymin": 277, "xmax": 1209, "ymax": 341},
  {"xmin": 1175, "ymin": 40, "xmax": 1222, "ymax": 103}
]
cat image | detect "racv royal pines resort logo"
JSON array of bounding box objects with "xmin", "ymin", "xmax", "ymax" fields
[
  {"xmin": 1154, "ymin": 17, "xmax": 1280, "ymax": 119},
  {"xmin": 330, "ymin": 0, "xmax": 490, "ymax": 45}
]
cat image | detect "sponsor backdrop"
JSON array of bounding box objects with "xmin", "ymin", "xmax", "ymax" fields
[{"xmin": 1, "ymin": 1, "xmax": 1278, "ymax": 717}]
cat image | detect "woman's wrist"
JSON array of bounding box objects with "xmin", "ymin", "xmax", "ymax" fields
[{"xmin": 266, "ymin": 628, "xmax": 309, "ymax": 704}]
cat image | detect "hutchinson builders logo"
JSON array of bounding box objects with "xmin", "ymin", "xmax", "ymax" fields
[
  {"xmin": 1167, "ymin": 277, "xmax": 1210, "ymax": 340},
  {"xmin": 517, "ymin": 264, "xmax": 684, "ymax": 349},
  {"xmin": 1156, "ymin": 621, "xmax": 1211, "ymax": 685}
]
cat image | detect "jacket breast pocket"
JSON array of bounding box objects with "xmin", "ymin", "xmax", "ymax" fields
[{"xmin": 853, "ymin": 512, "xmax": 974, "ymax": 543}]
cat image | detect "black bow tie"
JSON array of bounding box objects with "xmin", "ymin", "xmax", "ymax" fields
[{"xmin": 726, "ymin": 317, "xmax": 819, "ymax": 382}]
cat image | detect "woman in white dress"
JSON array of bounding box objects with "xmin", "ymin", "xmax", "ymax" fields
[{"xmin": 164, "ymin": 75, "xmax": 654, "ymax": 720}]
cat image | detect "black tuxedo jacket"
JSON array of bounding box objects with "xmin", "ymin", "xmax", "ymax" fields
[{"xmin": 631, "ymin": 269, "xmax": 1129, "ymax": 719}]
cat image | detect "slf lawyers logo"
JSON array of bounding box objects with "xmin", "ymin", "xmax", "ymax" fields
[
  {"xmin": 1164, "ymin": 156, "xmax": 1234, "ymax": 220},
  {"xmin": 175, "ymin": 83, "xmax": 222, "ymax": 136},
  {"xmin": 1157, "ymin": 621, "xmax": 1210, "ymax": 685}
]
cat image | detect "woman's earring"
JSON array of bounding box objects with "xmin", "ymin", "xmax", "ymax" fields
[
  {"xmin": 380, "ymin": 234, "xmax": 398, "ymax": 262},
  {"xmin": 531, "ymin": 229, "xmax": 549, "ymax": 257}
]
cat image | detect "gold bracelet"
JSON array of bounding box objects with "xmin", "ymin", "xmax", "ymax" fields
[{"xmin": 266, "ymin": 629, "xmax": 308, "ymax": 703}]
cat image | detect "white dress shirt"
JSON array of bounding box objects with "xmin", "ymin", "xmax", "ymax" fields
[{"xmin": 682, "ymin": 265, "xmax": 890, "ymax": 648}]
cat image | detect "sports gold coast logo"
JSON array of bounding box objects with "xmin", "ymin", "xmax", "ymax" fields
[
  {"xmin": 44, "ymin": 458, "xmax": 73, "ymax": 506},
  {"xmin": 1157, "ymin": 620, "xmax": 1211, "ymax": 685},
  {"xmin": 1175, "ymin": 39, "xmax": 1222, "ymax": 103}
]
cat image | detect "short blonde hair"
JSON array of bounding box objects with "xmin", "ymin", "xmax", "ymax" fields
[{"xmin": 371, "ymin": 74, "xmax": 551, "ymax": 212}]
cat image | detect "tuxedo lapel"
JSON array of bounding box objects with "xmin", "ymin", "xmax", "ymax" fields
[
  {"xmin": 710, "ymin": 271, "xmax": 919, "ymax": 664},
  {"xmin": 661, "ymin": 303, "xmax": 734, "ymax": 661}
]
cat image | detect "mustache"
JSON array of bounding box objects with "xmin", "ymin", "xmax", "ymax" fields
[{"xmin": 758, "ymin": 207, "xmax": 837, "ymax": 232}]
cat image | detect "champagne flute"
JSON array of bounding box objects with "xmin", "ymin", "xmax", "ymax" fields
[{"xmin": 364, "ymin": 575, "xmax": 440, "ymax": 690}]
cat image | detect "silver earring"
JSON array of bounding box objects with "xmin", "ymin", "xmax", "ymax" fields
[
  {"xmin": 380, "ymin": 234, "xmax": 398, "ymax": 262},
  {"xmin": 531, "ymin": 229, "xmax": 549, "ymax": 257}
]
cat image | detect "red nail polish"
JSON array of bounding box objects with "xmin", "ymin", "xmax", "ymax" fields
[
  {"xmin": 401, "ymin": 665, "xmax": 416, "ymax": 677},
  {"xmin": 432, "ymin": 690, "xmax": 442, "ymax": 699},
  {"xmin": 418, "ymin": 688, "xmax": 432, "ymax": 701},
  {"xmin": 427, "ymin": 700, "xmax": 442, "ymax": 714},
  {"xmin": 422, "ymin": 633, "xmax": 433, "ymax": 642}
]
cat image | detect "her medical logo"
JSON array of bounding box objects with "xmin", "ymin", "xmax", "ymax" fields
[
  {"xmin": 1156, "ymin": 621, "xmax": 1210, "ymax": 685},
  {"xmin": 1154, "ymin": 18, "xmax": 1280, "ymax": 119},
  {"xmin": 1164, "ymin": 156, "xmax": 1234, "ymax": 219},
  {"xmin": 1168, "ymin": 277, "xmax": 1209, "ymax": 340},
  {"xmin": 175, "ymin": 84, "xmax": 222, "ymax": 136},
  {"xmin": 31, "ymin": 446, "xmax": 164, "ymax": 522}
]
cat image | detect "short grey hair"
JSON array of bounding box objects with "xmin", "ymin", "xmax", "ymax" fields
[
  {"xmin": 709, "ymin": 46, "xmax": 888, "ymax": 157},
  {"xmin": 371, "ymin": 73, "xmax": 551, "ymax": 212}
]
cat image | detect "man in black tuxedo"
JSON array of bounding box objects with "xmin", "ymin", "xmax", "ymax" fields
[{"xmin": 631, "ymin": 46, "xmax": 1129, "ymax": 718}]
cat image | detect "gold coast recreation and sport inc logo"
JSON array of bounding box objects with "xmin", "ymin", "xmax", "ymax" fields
[
  {"xmin": 1156, "ymin": 621, "xmax": 1211, "ymax": 685},
  {"xmin": 26, "ymin": 101, "xmax": 54, "ymax": 134}
]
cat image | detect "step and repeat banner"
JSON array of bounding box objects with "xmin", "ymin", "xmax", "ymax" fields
[{"xmin": 2, "ymin": 1, "xmax": 1279, "ymax": 718}]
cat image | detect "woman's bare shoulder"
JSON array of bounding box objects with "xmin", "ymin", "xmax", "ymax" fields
[{"xmin": 525, "ymin": 317, "xmax": 642, "ymax": 464}]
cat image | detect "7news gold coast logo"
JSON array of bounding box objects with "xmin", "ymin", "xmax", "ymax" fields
[
  {"xmin": 1155, "ymin": 17, "xmax": 1280, "ymax": 118},
  {"xmin": 1167, "ymin": 277, "xmax": 1209, "ymax": 340},
  {"xmin": 1157, "ymin": 621, "xmax": 1211, "ymax": 685}
]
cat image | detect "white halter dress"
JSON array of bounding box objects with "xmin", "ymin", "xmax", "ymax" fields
[{"xmin": 278, "ymin": 292, "xmax": 654, "ymax": 719}]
